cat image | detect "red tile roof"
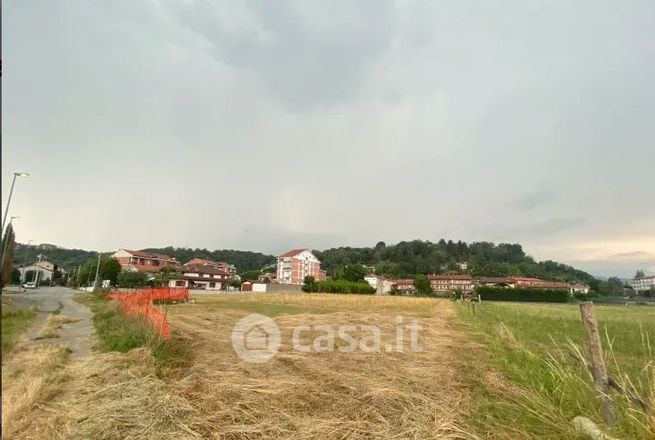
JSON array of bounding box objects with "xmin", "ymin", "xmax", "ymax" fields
[
  {"xmin": 182, "ymin": 264, "xmax": 230, "ymax": 276},
  {"xmin": 124, "ymin": 249, "xmax": 178, "ymax": 262},
  {"xmin": 278, "ymin": 248, "xmax": 307, "ymax": 258},
  {"xmin": 428, "ymin": 274, "xmax": 472, "ymax": 280}
]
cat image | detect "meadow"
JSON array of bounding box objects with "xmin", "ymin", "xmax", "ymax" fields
[{"xmin": 457, "ymin": 300, "xmax": 655, "ymax": 439}]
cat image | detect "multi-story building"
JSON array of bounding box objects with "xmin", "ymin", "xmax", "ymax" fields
[
  {"xmin": 428, "ymin": 274, "xmax": 474, "ymax": 294},
  {"xmin": 391, "ymin": 279, "xmax": 416, "ymax": 294},
  {"xmin": 185, "ymin": 258, "xmax": 237, "ymax": 276},
  {"xmin": 111, "ymin": 249, "xmax": 180, "ymax": 273},
  {"xmin": 276, "ymin": 249, "xmax": 326, "ymax": 285},
  {"xmin": 631, "ymin": 275, "xmax": 655, "ymax": 292},
  {"xmin": 169, "ymin": 264, "xmax": 230, "ymax": 291}
]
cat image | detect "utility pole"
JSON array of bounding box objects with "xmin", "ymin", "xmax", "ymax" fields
[{"xmin": 92, "ymin": 253, "xmax": 102, "ymax": 291}]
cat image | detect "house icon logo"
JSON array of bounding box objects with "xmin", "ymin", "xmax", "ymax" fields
[{"xmin": 231, "ymin": 314, "xmax": 281, "ymax": 363}]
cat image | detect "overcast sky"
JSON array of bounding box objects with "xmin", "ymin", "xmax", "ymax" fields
[{"xmin": 3, "ymin": 0, "xmax": 654, "ymax": 277}]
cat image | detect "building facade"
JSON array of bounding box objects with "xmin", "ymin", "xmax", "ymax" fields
[
  {"xmin": 18, "ymin": 259, "xmax": 57, "ymax": 284},
  {"xmin": 169, "ymin": 264, "xmax": 230, "ymax": 290},
  {"xmin": 364, "ymin": 275, "xmax": 395, "ymax": 295},
  {"xmin": 276, "ymin": 249, "xmax": 326, "ymax": 285},
  {"xmin": 112, "ymin": 249, "xmax": 180, "ymax": 273},
  {"xmin": 631, "ymin": 275, "xmax": 655, "ymax": 292},
  {"xmin": 428, "ymin": 274, "xmax": 474, "ymax": 294},
  {"xmin": 391, "ymin": 279, "xmax": 416, "ymax": 294}
]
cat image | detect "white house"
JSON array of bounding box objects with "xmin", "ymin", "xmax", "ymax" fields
[
  {"xmin": 631, "ymin": 275, "xmax": 655, "ymax": 292},
  {"xmin": 18, "ymin": 259, "xmax": 57, "ymax": 284},
  {"xmin": 169, "ymin": 264, "xmax": 230, "ymax": 291}
]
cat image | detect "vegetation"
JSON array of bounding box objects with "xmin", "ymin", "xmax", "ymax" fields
[
  {"xmin": 303, "ymin": 276, "xmax": 375, "ymax": 294},
  {"xmin": 77, "ymin": 293, "xmax": 191, "ymax": 369},
  {"xmin": 414, "ymin": 273, "xmax": 432, "ymax": 295},
  {"xmin": 315, "ymin": 240, "xmax": 595, "ymax": 283},
  {"xmin": 457, "ymin": 301, "xmax": 655, "ymax": 439},
  {"xmin": 14, "ymin": 242, "xmax": 96, "ymax": 269},
  {"xmin": 76, "ymin": 255, "xmax": 122, "ymax": 286},
  {"xmin": 117, "ymin": 271, "xmax": 148, "ymax": 288},
  {"xmin": 2, "ymin": 306, "xmax": 37, "ymax": 355},
  {"xmin": 477, "ymin": 286, "xmax": 571, "ymax": 302},
  {"xmin": 1, "ymin": 224, "xmax": 16, "ymax": 288}
]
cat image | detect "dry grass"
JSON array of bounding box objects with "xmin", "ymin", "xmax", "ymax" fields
[
  {"xmin": 35, "ymin": 315, "xmax": 82, "ymax": 340},
  {"xmin": 6, "ymin": 294, "xmax": 478, "ymax": 440},
  {"xmin": 1, "ymin": 345, "xmax": 70, "ymax": 439}
]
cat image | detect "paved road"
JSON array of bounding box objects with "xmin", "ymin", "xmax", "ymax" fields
[{"xmin": 3, "ymin": 286, "xmax": 94, "ymax": 359}]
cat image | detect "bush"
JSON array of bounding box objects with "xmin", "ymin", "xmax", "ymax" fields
[
  {"xmin": 303, "ymin": 279, "xmax": 375, "ymax": 294},
  {"xmin": 477, "ymin": 287, "xmax": 570, "ymax": 303}
]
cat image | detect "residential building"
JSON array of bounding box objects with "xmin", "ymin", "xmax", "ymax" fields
[
  {"xmin": 631, "ymin": 275, "xmax": 655, "ymax": 292},
  {"xmin": 428, "ymin": 274, "xmax": 475, "ymax": 294},
  {"xmin": 258, "ymin": 272, "xmax": 277, "ymax": 283},
  {"xmin": 185, "ymin": 258, "xmax": 237, "ymax": 276},
  {"xmin": 18, "ymin": 259, "xmax": 57, "ymax": 284},
  {"xmin": 569, "ymin": 283, "xmax": 591, "ymax": 294},
  {"xmin": 479, "ymin": 276, "xmax": 584, "ymax": 293},
  {"xmin": 391, "ymin": 279, "xmax": 416, "ymax": 294},
  {"xmin": 478, "ymin": 277, "xmax": 516, "ymax": 288},
  {"xmin": 112, "ymin": 249, "xmax": 180, "ymax": 273},
  {"xmin": 276, "ymin": 249, "xmax": 326, "ymax": 285},
  {"xmin": 364, "ymin": 275, "xmax": 394, "ymax": 295},
  {"xmin": 169, "ymin": 264, "xmax": 230, "ymax": 290}
]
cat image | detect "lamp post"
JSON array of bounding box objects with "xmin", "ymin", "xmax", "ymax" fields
[{"xmin": 1, "ymin": 172, "xmax": 29, "ymax": 236}]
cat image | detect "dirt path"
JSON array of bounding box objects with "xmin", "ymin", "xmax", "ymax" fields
[{"xmin": 5, "ymin": 286, "xmax": 94, "ymax": 359}]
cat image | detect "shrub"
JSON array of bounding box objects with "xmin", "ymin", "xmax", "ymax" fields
[
  {"xmin": 303, "ymin": 279, "xmax": 375, "ymax": 295},
  {"xmin": 477, "ymin": 286, "xmax": 570, "ymax": 303}
]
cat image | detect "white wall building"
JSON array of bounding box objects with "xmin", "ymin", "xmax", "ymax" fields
[
  {"xmin": 364, "ymin": 275, "xmax": 394, "ymax": 295},
  {"xmin": 169, "ymin": 264, "xmax": 230, "ymax": 291},
  {"xmin": 18, "ymin": 260, "xmax": 56, "ymax": 284},
  {"xmin": 631, "ymin": 275, "xmax": 655, "ymax": 292}
]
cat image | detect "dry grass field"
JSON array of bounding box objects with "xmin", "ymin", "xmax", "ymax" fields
[{"xmin": 2, "ymin": 293, "xmax": 479, "ymax": 440}]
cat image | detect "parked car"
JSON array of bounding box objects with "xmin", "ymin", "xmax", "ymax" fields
[{"xmin": 23, "ymin": 281, "xmax": 37, "ymax": 289}]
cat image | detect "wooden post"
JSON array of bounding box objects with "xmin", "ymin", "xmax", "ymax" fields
[{"xmin": 579, "ymin": 302, "xmax": 616, "ymax": 427}]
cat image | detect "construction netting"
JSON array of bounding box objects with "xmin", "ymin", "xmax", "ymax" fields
[{"xmin": 107, "ymin": 288, "xmax": 189, "ymax": 339}]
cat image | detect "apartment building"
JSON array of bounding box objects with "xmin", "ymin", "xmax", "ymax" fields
[
  {"xmin": 276, "ymin": 248, "xmax": 326, "ymax": 285},
  {"xmin": 428, "ymin": 274, "xmax": 474, "ymax": 293}
]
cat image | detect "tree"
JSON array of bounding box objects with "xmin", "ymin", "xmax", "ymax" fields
[
  {"xmin": 117, "ymin": 271, "xmax": 148, "ymax": 288},
  {"xmin": 240, "ymin": 270, "xmax": 262, "ymax": 281},
  {"xmin": 153, "ymin": 266, "xmax": 181, "ymax": 287},
  {"xmin": 635, "ymin": 270, "xmax": 645, "ymax": 279},
  {"xmin": 1, "ymin": 223, "xmax": 16, "ymax": 288},
  {"xmin": 414, "ymin": 274, "xmax": 432, "ymax": 294},
  {"xmin": 101, "ymin": 257, "xmax": 122, "ymax": 285},
  {"xmin": 11, "ymin": 268, "xmax": 21, "ymax": 284},
  {"xmin": 341, "ymin": 264, "xmax": 367, "ymax": 282}
]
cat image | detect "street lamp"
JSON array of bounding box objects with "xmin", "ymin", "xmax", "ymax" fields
[{"xmin": 1, "ymin": 172, "xmax": 30, "ymax": 236}]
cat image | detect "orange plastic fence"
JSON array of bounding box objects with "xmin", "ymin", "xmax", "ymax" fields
[{"xmin": 107, "ymin": 288, "xmax": 189, "ymax": 339}]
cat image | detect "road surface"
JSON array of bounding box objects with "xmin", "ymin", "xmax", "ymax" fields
[{"xmin": 3, "ymin": 286, "xmax": 94, "ymax": 359}]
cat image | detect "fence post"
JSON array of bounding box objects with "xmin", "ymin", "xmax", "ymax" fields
[{"xmin": 579, "ymin": 302, "xmax": 616, "ymax": 427}]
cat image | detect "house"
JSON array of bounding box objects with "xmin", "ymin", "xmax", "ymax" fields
[
  {"xmin": 364, "ymin": 275, "xmax": 394, "ymax": 295},
  {"xmin": 258, "ymin": 272, "xmax": 277, "ymax": 283},
  {"xmin": 631, "ymin": 275, "xmax": 655, "ymax": 292},
  {"xmin": 18, "ymin": 258, "xmax": 57, "ymax": 284},
  {"xmin": 478, "ymin": 277, "xmax": 516, "ymax": 288},
  {"xmin": 391, "ymin": 279, "xmax": 416, "ymax": 294},
  {"xmin": 169, "ymin": 264, "xmax": 230, "ymax": 290},
  {"xmin": 569, "ymin": 283, "xmax": 591, "ymax": 294},
  {"xmin": 112, "ymin": 249, "xmax": 180, "ymax": 274},
  {"xmin": 185, "ymin": 258, "xmax": 237, "ymax": 276},
  {"xmin": 456, "ymin": 262, "xmax": 468, "ymax": 271},
  {"xmin": 428, "ymin": 274, "xmax": 474, "ymax": 294},
  {"xmin": 276, "ymin": 249, "xmax": 326, "ymax": 285}
]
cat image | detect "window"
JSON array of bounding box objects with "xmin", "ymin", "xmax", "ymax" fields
[{"xmin": 209, "ymin": 282, "xmax": 215, "ymax": 288}]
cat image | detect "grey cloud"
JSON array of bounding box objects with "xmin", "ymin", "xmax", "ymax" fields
[
  {"xmin": 169, "ymin": 0, "xmax": 397, "ymax": 108},
  {"xmin": 515, "ymin": 190, "xmax": 554, "ymax": 210}
]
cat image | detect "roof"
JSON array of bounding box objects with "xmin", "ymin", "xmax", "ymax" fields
[
  {"xmin": 634, "ymin": 275, "xmax": 655, "ymax": 280},
  {"xmin": 278, "ymin": 248, "xmax": 307, "ymax": 258},
  {"xmin": 124, "ymin": 249, "xmax": 177, "ymax": 262},
  {"xmin": 428, "ymin": 274, "xmax": 472, "ymax": 280},
  {"xmin": 479, "ymin": 277, "xmax": 513, "ymax": 283},
  {"xmin": 182, "ymin": 264, "xmax": 230, "ymax": 276},
  {"xmin": 393, "ymin": 279, "xmax": 415, "ymax": 285}
]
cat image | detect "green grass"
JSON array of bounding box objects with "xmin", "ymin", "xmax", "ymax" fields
[
  {"xmin": 76, "ymin": 293, "xmax": 192, "ymax": 371},
  {"xmin": 2, "ymin": 307, "xmax": 37, "ymax": 355},
  {"xmin": 457, "ymin": 300, "xmax": 655, "ymax": 439}
]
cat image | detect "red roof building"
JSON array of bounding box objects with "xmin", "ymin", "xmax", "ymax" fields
[
  {"xmin": 428, "ymin": 273, "xmax": 474, "ymax": 293},
  {"xmin": 185, "ymin": 258, "xmax": 237, "ymax": 275},
  {"xmin": 276, "ymin": 249, "xmax": 325, "ymax": 285},
  {"xmin": 111, "ymin": 249, "xmax": 180, "ymax": 274}
]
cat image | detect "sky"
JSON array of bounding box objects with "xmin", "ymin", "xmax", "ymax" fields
[{"xmin": 2, "ymin": 0, "xmax": 654, "ymax": 277}]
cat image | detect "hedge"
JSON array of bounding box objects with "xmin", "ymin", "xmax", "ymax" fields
[
  {"xmin": 303, "ymin": 279, "xmax": 375, "ymax": 295},
  {"xmin": 477, "ymin": 286, "xmax": 570, "ymax": 303}
]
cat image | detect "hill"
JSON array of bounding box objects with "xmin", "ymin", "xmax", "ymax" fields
[{"xmin": 315, "ymin": 240, "xmax": 594, "ymax": 283}]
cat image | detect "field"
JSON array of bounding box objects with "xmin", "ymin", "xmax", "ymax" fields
[
  {"xmin": 457, "ymin": 300, "xmax": 655, "ymax": 439},
  {"xmin": 2, "ymin": 292, "xmax": 654, "ymax": 439},
  {"xmin": 1, "ymin": 296, "xmax": 37, "ymax": 355}
]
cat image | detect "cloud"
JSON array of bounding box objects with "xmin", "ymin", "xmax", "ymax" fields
[{"xmin": 514, "ymin": 190, "xmax": 554, "ymax": 210}]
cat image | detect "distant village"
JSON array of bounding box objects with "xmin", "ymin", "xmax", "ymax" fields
[{"xmin": 16, "ymin": 247, "xmax": 655, "ymax": 296}]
